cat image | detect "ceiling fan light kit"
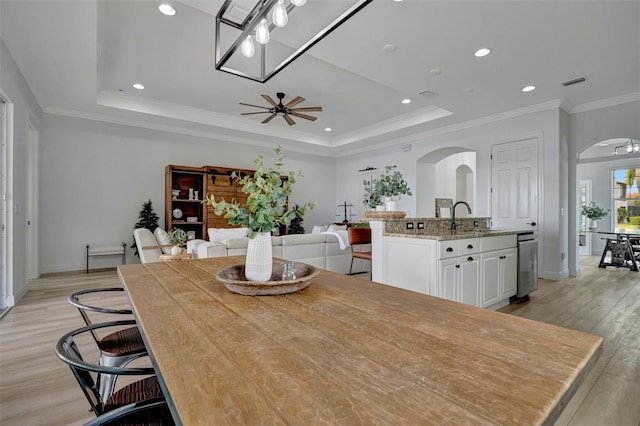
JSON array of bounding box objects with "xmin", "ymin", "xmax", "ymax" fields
[
  {"xmin": 215, "ymin": 0, "xmax": 373, "ymax": 83},
  {"xmin": 240, "ymin": 92, "xmax": 322, "ymax": 126}
]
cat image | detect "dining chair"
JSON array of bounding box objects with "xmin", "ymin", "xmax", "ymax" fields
[
  {"xmin": 347, "ymin": 227, "xmax": 372, "ymax": 276},
  {"xmin": 55, "ymin": 320, "xmax": 174, "ymax": 426},
  {"xmin": 134, "ymin": 228, "xmax": 163, "ymax": 263},
  {"xmin": 82, "ymin": 397, "xmax": 172, "ymax": 426},
  {"xmin": 68, "ymin": 288, "xmax": 148, "ymax": 401}
]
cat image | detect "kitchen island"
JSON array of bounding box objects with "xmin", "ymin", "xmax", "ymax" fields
[
  {"xmin": 119, "ymin": 256, "xmax": 601, "ymax": 425},
  {"xmin": 370, "ymin": 218, "xmax": 526, "ymax": 309}
]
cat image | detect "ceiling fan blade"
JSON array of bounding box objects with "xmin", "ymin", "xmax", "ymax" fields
[
  {"xmin": 241, "ymin": 111, "xmax": 273, "ymax": 115},
  {"xmin": 284, "ymin": 96, "xmax": 305, "ymax": 109},
  {"xmin": 261, "ymin": 95, "xmax": 278, "ymax": 107},
  {"xmin": 239, "ymin": 102, "xmax": 271, "ymax": 110},
  {"xmin": 262, "ymin": 114, "xmax": 277, "ymax": 124},
  {"xmin": 289, "ymin": 112, "xmax": 318, "ymax": 122},
  {"xmin": 283, "ymin": 114, "xmax": 296, "ymax": 126},
  {"xmin": 289, "ymin": 106, "xmax": 323, "ymax": 112}
]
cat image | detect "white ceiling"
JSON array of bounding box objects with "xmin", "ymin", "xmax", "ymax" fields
[{"xmin": 1, "ymin": 0, "xmax": 639, "ymax": 156}]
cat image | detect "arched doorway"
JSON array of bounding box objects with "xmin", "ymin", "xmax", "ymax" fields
[
  {"xmin": 416, "ymin": 148, "xmax": 476, "ymax": 217},
  {"xmin": 577, "ymin": 137, "xmax": 640, "ymax": 258}
]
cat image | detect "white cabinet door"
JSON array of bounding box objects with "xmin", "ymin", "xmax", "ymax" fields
[
  {"xmin": 439, "ymin": 256, "xmax": 480, "ymax": 305},
  {"xmin": 384, "ymin": 237, "xmax": 435, "ymax": 294},
  {"xmin": 459, "ymin": 256, "xmax": 480, "ymax": 306},
  {"xmin": 481, "ymin": 250, "xmax": 501, "ymax": 307},
  {"xmin": 438, "ymin": 258, "xmax": 458, "ymax": 302},
  {"xmin": 500, "ymin": 248, "xmax": 518, "ymax": 299}
]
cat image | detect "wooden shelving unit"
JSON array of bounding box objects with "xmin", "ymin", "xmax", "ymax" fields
[{"xmin": 165, "ymin": 165, "xmax": 207, "ymax": 240}]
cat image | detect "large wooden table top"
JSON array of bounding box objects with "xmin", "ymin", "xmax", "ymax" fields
[{"xmin": 118, "ymin": 257, "xmax": 602, "ymax": 426}]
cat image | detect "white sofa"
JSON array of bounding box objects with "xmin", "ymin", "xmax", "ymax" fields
[{"xmin": 187, "ymin": 232, "xmax": 370, "ymax": 275}]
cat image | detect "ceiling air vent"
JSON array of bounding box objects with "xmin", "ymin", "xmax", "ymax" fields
[
  {"xmin": 418, "ymin": 89, "xmax": 438, "ymax": 98},
  {"xmin": 561, "ymin": 77, "xmax": 587, "ymax": 87}
]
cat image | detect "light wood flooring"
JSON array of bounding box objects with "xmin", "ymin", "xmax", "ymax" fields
[{"xmin": 1, "ymin": 257, "xmax": 639, "ymax": 425}]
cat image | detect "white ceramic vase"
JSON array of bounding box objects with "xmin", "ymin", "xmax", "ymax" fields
[
  {"xmin": 375, "ymin": 205, "xmax": 386, "ymax": 212},
  {"xmin": 588, "ymin": 219, "xmax": 598, "ymax": 230},
  {"xmin": 170, "ymin": 245, "xmax": 181, "ymax": 255},
  {"xmin": 384, "ymin": 196, "xmax": 398, "ymax": 212},
  {"xmin": 245, "ymin": 231, "xmax": 272, "ymax": 281}
]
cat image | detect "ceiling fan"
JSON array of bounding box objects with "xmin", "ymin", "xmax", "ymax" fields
[{"xmin": 239, "ymin": 92, "xmax": 323, "ymax": 126}]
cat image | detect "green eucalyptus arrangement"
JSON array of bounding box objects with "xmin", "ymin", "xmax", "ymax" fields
[
  {"xmin": 363, "ymin": 165, "xmax": 412, "ymax": 208},
  {"xmin": 581, "ymin": 202, "xmax": 609, "ymax": 220},
  {"xmin": 205, "ymin": 146, "xmax": 315, "ymax": 237},
  {"xmin": 376, "ymin": 165, "xmax": 412, "ymax": 197},
  {"xmin": 167, "ymin": 228, "xmax": 188, "ymax": 245}
]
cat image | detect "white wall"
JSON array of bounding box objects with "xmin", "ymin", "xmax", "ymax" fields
[
  {"xmin": 40, "ymin": 115, "xmax": 336, "ymax": 273},
  {"xmin": 0, "ymin": 38, "xmax": 43, "ymax": 304},
  {"xmin": 336, "ymin": 108, "xmax": 564, "ymax": 279},
  {"xmin": 568, "ymin": 99, "xmax": 640, "ymax": 274}
]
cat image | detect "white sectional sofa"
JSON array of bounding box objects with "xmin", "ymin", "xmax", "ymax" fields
[{"xmin": 187, "ymin": 232, "xmax": 370, "ymax": 275}]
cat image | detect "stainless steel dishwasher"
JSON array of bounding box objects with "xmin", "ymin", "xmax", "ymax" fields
[{"xmin": 510, "ymin": 231, "xmax": 538, "ymax": 304}]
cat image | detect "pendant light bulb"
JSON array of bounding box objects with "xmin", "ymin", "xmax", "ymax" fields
[
  {"xmin": 240, "ymin": 35, "xmax": 255, "ymax": 58},
  {"xmin": 272, "ymin": 0, "xmax": 288, "ymax": 27},
  {"xmin": 291, "ymin": 0, "xmax": 307, "ymax": 6},
  {"xmin": 255, "ymin": 18, "xmax": 270, "ymax": 44}
]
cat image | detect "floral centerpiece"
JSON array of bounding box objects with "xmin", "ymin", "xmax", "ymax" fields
[{"xmin": 205, "ymin": 146, "xmax": 315, "ymax": 281}]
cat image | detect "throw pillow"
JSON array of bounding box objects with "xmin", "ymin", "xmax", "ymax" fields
[
  {"xmin": 208, "ymin": 227, "xmax": 249, "ymax": 243},
  {"xmin": 327, "ymin": 224, "xmax": 347, "ymax": 232},
  {"xmin": 153, "ymin": 228, "xmax": 172, "ymax": 254},
  {"xmin": 312, "ymin": 225, "xmax": 329, "ymax": 234}
]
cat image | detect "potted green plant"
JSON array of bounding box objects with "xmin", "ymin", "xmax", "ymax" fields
[
  {"xmin": 363, "ymin": 178, "xmax": 383, "ymax": 210},
  {"xmin": 581, "ymin": 201, "xmax": 609, "ymax": 230},
  {"xmin": 375, "ymin": 165, "xmax": 412, "ymax": 211},
  {"xmin": 206, "ymin": 146, "xmax": 315, "ymax": 281},
  {"xmin": 167, "ymin": 228, "xmax": 188, "ymax": 255}
]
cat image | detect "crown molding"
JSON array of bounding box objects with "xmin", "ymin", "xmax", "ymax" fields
[
  {"xmin": 96, "ymin": 91, "xmax": 331, "ymax": 147},
  {"xmin": 43, "ymin": 107, "xmax": 334, "ymax": 157},
  {"xmin": 570, "ymin": 92, "xmax": 640, "ymax": 114}
]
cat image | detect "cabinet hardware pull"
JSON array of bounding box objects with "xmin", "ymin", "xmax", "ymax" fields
[
  {"xmin": 446, "ymin": 247, "xmax": 454, "ymax": 252},
  {"xmin": 467, "ymin": 245, "xmax": 473, "ymax": 249},
  {"xmin": 468, "ymin": 257, "xmax": 474, "ymax": 261},
  {"xmin": 455, "ymin": 264, "xmax": 460, "ymax": 268},
  {"xmin": 500, "ymin": 255, "xmax": 506, "ymax": 259},
  {"xmin": 526, "ymin": 222, "xmax": 537, "ymax": 226}
]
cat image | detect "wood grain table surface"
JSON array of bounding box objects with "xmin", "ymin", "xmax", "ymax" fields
[{"xmin": 118, "ymin": 256, "xmax": 603, "ymax": 426}]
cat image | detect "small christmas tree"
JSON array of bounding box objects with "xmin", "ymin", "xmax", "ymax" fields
[
  {"xmin": 131, "ymin": 199, "xmax": 160, "ymax": 257},
  {"xmin": 287, "ymin": 204, "xmax": 306, "ymax": 234}
]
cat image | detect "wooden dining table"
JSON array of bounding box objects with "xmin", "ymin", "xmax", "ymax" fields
[{"xmin": 118, "ymin": 256, "xmax": 602, "ymax": 426}]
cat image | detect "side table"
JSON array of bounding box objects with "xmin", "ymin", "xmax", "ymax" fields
[{"xmin": 159, "ymin": 253, "xmax": 193, "ymax": 262}]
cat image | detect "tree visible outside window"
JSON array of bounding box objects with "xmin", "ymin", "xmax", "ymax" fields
[{"xmin": 613, "ymin": 168, "xmax": 640, "ymax": 232}]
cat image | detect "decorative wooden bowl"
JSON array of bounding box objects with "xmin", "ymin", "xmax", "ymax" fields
[
  {"xmin": 364, "ymin": 211, "xmax": 407, "ymax": 219},
  {"xmin": 216, "ymin": 261, "xmax": 318, "ymax": 296}
]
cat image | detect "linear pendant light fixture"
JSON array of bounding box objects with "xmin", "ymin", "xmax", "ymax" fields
[{"xmin": 215, "ymin": 0, "xmax": 372, "ymax": 83}]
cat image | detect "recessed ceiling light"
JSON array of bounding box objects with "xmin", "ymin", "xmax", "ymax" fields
[
  {"xmin": 158, "ymin": 3, "xmax": 176, "ymax": 16},
  {"xmin": 474, "ymin": 48, "xmax": 491, "ymax": 57},
  {"xmin": 429, "ymin": 68, "xmax": 442, "ymax": 76},
  {"xmin": 463, "ymin": 87, "xmax": 474, "ymax": 93},
  {"xmin": 522, "ymin": 85, "xmax": 536, "ymax": 92},
  {"xmin": 133, "ymin": 83, "xmax": 145, "ymax": 90},
  {"xmin": 393, "ymin": 0, "xmax": 404, "ymax": 2},
  {"xmin": 383, "ymin": 44, "xmax": 397, "ymax": 52},
  {"xmin": 401, "ymin": 98, "xmax": 411, "ymax": 104},
  {"xmin": 324, "ymin": 127, "xmax": 332, "ymax": 132}
]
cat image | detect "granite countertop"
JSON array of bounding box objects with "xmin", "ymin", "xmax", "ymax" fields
[{"xmin": 384, "ymin": 229, "xmax": 518, "ymax": 241}]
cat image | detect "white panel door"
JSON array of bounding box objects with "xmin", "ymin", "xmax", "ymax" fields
[
  {"xmin": 578, "ymin": 180, "xmax": 591, "ymax": 256},
  {"xmin": 0, "ymin": 101, "xmax": 5, "ymax": 310},
  {"xmin": 491, "ymin": 138, "xmax": 539, "ymax": 230}
]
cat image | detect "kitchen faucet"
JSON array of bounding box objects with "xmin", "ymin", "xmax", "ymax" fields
[{"xmin": 451, "ymin": 201, "xmax": 472, "ymax": 231}]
